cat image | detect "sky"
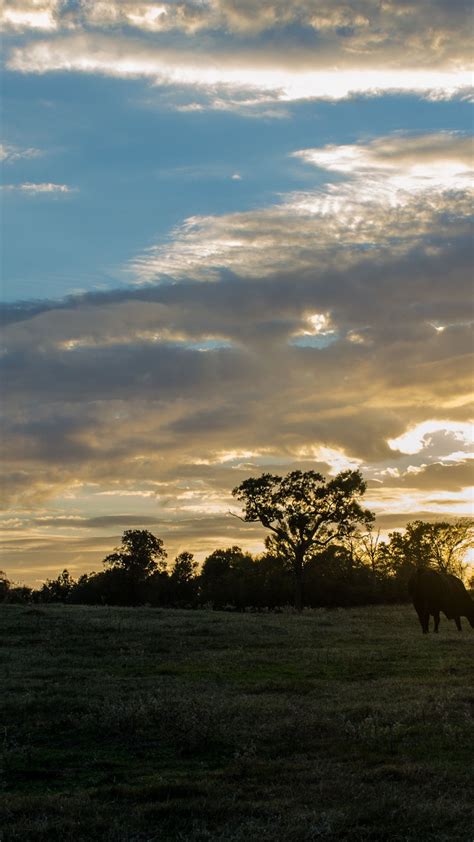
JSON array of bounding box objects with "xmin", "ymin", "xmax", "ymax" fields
[{"xmin": 1, "ymin": 0, "xmax": 473, "ymax": 585}]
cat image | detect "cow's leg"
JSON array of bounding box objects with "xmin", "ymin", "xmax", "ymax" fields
[
  {"xmin": 416, "ymin": 607, "xmax": 429, "ymax": 634},
  {"xmin": 433, "ymin": 611, "xmax": 440, "ymax": 633},
  {"xmin": 454, "ymin": 616, "xmax": 462, "ymax": 632}
]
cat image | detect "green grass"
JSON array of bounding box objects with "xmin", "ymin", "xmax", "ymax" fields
[{"xmin": 1, "ymin": 604, "xmax": 473, "ymax": 841}]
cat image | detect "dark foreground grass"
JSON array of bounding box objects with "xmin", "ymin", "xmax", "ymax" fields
[{"xmin": 1, "ymin": 604, "xmax": 473, "ymax": 841}]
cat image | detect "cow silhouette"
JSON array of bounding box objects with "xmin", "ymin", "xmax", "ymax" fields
[{"xmin": 409, "ymin": 568, "xmax": 474, "ymax": 634}]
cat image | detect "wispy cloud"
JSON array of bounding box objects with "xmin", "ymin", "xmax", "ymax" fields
[
  {"xmin": 1, "ymin": 182, "xmax": 75, "ymax": 194},
  {"xmin": 0, "ymin": 143, "xmax": 42, "ymax": 163},
  {"xmin": 128, "ymin": 132, "xmax": 473, "ymax": 283}
]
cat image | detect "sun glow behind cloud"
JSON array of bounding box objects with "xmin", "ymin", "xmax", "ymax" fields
[
  {"xmin": 294, "ymin": 133, "xmax": 473, "ymax": 191},
  {"xmin": 388, "ymin": 421, "xmax": 473, "ymax": 456},
  {"xmin": 1, "ymin": 4, "xmax": 58, "ymax": 31}
]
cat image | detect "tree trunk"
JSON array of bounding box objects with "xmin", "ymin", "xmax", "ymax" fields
[{"xmin": 293, "ymin": 551, "xmax": 304, "ymax": 611}]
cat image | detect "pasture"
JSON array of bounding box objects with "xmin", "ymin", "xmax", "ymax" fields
[{"xmin": 1, "ymin": 604, "xmax": 473, "ymax": 841}]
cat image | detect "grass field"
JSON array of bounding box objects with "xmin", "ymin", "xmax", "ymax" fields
[{"xmin": 1, "ymin": 604, "xmax": 473, "ymax": 841}]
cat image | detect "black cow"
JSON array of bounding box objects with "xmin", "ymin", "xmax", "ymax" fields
[{"xmin": 409, "ymin": 568, "xmax": 474, "ymax": 634}]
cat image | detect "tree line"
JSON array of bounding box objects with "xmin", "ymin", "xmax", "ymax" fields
[{"xmin": 1, "ymin": 469, "xmax": 472, "ymax": 609}]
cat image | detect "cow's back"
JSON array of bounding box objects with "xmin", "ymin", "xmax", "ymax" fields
[
  {"xmin": 410, "ymin": 568, "xmax": 474, "ymax": 622},
  {"xmin": 410, "ymin": 568, "xmax": 454, "ymax": 616}
]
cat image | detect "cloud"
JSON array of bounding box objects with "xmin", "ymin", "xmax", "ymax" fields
[
  {"xmin": 294, "ymin": 132, "xmax": 473, "ymax": 192},
  {"xmin": 128, "ymin": 132, "xmax": 472, "ymax": 283},
  {"xmin": 0, "ymin": 1, "xmax": 61, "ymax": 31},
  {"xmin": 5, "ymin": 29, "xmax": 472, "ymax": 108},
  {"xmin": 3, "ymin": 1, "xmax": 472, "ymax": 64},
  {"xmin": 1, "ymin": 239, "xmax": 471, "ymax": 507},
  {"xmin": 32, "ymin": 514, "xmax": 164, "ymax": 528},
  {"xmin": 1, "ymin": 182, "xmax": 75, "ymax": 194},
  {"xmin": 388, "ymin": 420, "xmax": 472, "ymax": 455},
  {"xmin": 372, "ymin": 511, "xmax": 468, "ymax": 530},
  {"xmin": 379, "ymin": 461, "xmax": 474, "ymax": 492},
  {"xmin": 0, "ymin": 143, "xmax": 42, "ymax": 163},
  {"xmin": 4, "ymin": 2, "xmax": 472, "ymax": 112}
]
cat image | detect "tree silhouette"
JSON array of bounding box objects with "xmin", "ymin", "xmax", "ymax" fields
[
  {"xmin": 171, "ymin": 551, "xmax": 198, "ymax": 585},
  {"xmin": 354, "ymin": 527, "xmax": 383, "ymax": 588},
  {"xmin": 232, "ymin": 470, "xmax": 374, "ymax": 609},
  {"xmin": 0, "ymin": 570, "xmax": 12, "ymax": 602},
  {"xmin": 39, "ymin": 569, "xmax": 75, "ymax": 602},
  {"xmin": 200, "ymin": 546, "xmax": 254, "ymax": 609},
  {"xmin": 103, "ymin": 530, "xmax": 167, "ymax": 578},
  {"xmin": 169, "ymin": 551, "xmax": 199, "ymax": 606},
  {"xmin": 386, "ymin": 519, "xmax": 473, "ymax": 579}
]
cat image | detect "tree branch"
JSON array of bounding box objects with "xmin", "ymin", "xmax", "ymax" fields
[{"xmin": 228, "ymin": 511, "xmax": 248, "ymax": 523}]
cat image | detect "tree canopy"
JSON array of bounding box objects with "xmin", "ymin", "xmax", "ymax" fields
[
  {"xmin": 103, "ymin": 529, "xmax": 167, "ymax": 580},
  {"xmin": 232, "ymin": 469, "xmax": 374, "ymax": 608},
  {"xmin": 384, "ymin": 519, "xmax": 473, "ymax": 579}
]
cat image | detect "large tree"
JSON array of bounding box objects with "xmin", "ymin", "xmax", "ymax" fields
[{"xmin": 232, "ymin": 469, "xmax": 374, "ymax": 609}]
